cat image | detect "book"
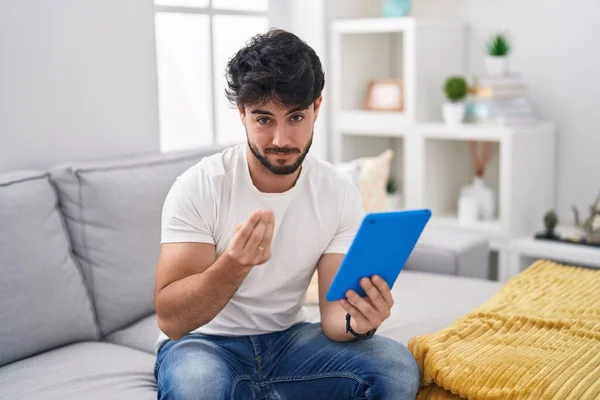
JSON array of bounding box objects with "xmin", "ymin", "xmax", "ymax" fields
[
  {"xmin": 469, "ymin": 85, "xmax": 528, "ymax": 99},
  {"xmin": 466, "ymin": 96, "xmax": 538, "ymax": 126}
]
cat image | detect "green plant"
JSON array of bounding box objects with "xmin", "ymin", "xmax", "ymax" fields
[
  {"xmin": 544, "ymin": 209, "xmax": 558, "ymax": 233},
  {"xmin": 486, "ymin": 33, "xmax": 511, "ymax": 56},
  {"xmin": 386, "ymin": 177, "xmax": 398, "ymax": 194},
  {"xmin": 443, "ymin": 76, "xmax": 468, "ymax": 102}
]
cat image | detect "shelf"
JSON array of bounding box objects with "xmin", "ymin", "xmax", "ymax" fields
[
  {"xmin": 415, "ymin": 121, "xmax": 555, "ymax": 141},
  {"xmin": 336, "ymin": 110, "xmax": 407, "ymax": 137},
  {"xmin": 416, "ymin": 123, "xmax": 511, "ymax": 141},
  {"xmin": 331, "ymin": 17, "xmax": 463, "ymax": 34}
]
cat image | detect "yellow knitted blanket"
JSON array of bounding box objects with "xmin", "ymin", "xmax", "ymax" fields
[{"xmin": 408, "ymin": 260, "xmax": 600, "ymax": 400}]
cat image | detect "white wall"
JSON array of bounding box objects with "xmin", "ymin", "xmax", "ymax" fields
[
  {"xmin": 0, "ymin": 0, "xmax": 159, "ymax": 172},
  {"xmin": 322, "ymin": 0, "xmax": 599, "ymax": 222}
]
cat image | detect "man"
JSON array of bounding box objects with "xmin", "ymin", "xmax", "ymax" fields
[{"xmin": 153, "ymin": 29, "xmax": 420, "ymax": 399}]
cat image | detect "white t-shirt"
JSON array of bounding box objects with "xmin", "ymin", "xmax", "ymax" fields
[{"xmin": 156, "ymin": 144, "xmax": 365, "ymax": 350}]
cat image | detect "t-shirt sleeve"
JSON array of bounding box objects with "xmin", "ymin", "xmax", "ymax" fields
[
  {"xmin": 324, "ymin": 181, "xmax": 365, "ymax": 254},
  {"xmin": 160, "ymin": 167, "xmax": 215, "ymax": 244}
]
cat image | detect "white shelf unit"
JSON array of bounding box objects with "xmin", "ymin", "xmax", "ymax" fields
[
  {"xmin": 330, "ymin": 17, "xmax": 466, "ymax": 204},
  {"xmin": 329, "ymin": 17, "xmax": 559, "ymax": 279}
]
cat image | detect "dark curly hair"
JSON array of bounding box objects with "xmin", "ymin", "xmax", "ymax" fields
[{"xmin": 225, "ymin": 29, "xmax": 325, "ymax": 111}]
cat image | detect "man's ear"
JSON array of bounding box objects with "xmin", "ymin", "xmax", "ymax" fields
[
  {"xmin": 313, "ymin": 96, "xmax": 323, "ymax": 121},
  {"xmin": 238, "ymin": 106, "xmax": 245, "ymax": 122}
]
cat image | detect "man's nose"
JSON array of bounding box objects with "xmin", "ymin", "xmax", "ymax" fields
[{"xmin": 272, "ymin": 125, "xmax": 292, "ymax": 148}]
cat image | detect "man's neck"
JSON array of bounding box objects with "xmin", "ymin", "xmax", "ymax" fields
[{"xmin": 246, "ymin": 147, "xmax": 302, "ymax": 194}]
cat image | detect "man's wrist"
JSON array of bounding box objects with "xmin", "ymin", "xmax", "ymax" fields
[
  {"xmin": 349, "ymin": 315, "xmax": 370, "ymax": 335},
  {"xmin": 345, "ymin": 313, "xmax": 377, "ymax": 339}
]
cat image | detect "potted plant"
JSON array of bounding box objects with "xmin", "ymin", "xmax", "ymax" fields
[
  {"xmin": 443, "ymin": 76, "xmax": 468, "ymax": 125},
  {"xmin": 386, "ymin": 177, "xmax": 403, "ymax": 210},
  {"xmin": 485, "ymin": 32, "xmax": 511, "ymax": 76}
]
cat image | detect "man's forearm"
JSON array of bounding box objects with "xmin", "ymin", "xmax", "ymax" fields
[{"xmin": 156, "ymin": 252, "xmax": 251, "ymax": 340}]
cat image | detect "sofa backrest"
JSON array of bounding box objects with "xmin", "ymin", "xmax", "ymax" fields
[
  {"xmin": 0, "ymin": 171, "xmax": 99, "ymax": 367},
  {"xmin": 50, "ymin": 146, "xmax": 227, "ymax": 336}
]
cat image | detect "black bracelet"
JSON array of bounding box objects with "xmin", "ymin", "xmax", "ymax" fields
[{"xmin": 345, "ymin": 313, "xmax": 377, "ymax": 340}]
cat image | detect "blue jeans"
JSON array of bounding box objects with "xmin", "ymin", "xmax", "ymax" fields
[{"xmin": 154, "ymin": 322, "xmax": 420, "ymax": 399}]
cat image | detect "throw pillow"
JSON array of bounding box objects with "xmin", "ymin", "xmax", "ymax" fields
[
  {"xmin": 357, "ymin": 149, "xmax": 394, "ymax": 212},
  {"xmin": 333, "ymin": 149, "xmax": 395, "ymax": 212}
]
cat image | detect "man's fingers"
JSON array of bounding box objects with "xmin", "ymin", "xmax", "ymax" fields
[
  {"xmin": 259, "ymin": 215, "xmax": 275, "ymax": 250},
  {"xmin": 227, "ymin": 210, "xmax": 274, "ymax": 266},
  {"xmin": 236, "ymin": 212, "xmax": 263, "ymax": 248},
  {"xmin": 360, "ymin": 277, "xmax": 389, "ymax": 316},
  {"xmin": 346, "ymin": 290, "xmax": 381, "ymax": 326},
  {"xmin": 244, "ymin": 217, "xmax": 267, "ymax": 251},
  {"xmin": 340, "ymin": 299, "xmax": 370, "ymax": 330},
  {"xmin": 372, "ymin": 275, "xmax": 394, "ymax": 307}
]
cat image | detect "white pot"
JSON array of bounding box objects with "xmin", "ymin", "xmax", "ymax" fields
[
  {"xmin": 443, "ymin": 102, "xmax": 465, "ymax": 125},
  {"xmin": 387, "ymin": 193, "xmax": 403, "ymax": 210},
  {"xmin": 484, "ymin": 55, "xmax": 509, "ymax": 77}
]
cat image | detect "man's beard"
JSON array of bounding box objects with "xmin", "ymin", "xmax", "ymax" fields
[{"xmin": 247, "ymin": 131, "xmax": 313, "ymax": 176}]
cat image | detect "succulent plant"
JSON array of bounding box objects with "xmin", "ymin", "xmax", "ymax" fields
[
  {"xmin": 544, "ymin": 209, "xmax": 558, "ymax": 233},
  {"xmin": 486, "ymin": 33, "xmax": 511, "ymax": 56},
  {"xmin": 444, "ymin": 76, "xmax": 468, "ymax": 102}
]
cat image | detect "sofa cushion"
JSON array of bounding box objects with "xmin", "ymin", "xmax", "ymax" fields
[
  {"xmin": 0, "ymin": 342, "xmax": 156, "ymax": 400},
  {"xmin": 405, "ymin": 227, "xmax": 490, "ymax": 279},
  {"xmin": 0, "ymin": 171, "xmax": 99, "ymax": 368},
  {"xmin": 50, "ymin": 146, "xmax": 228, "ymax": 336},
  {"xmin": 104, "ymin": 314, "xmax": 158, "ymax": 355}
]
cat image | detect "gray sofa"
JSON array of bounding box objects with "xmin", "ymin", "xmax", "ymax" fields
[{"xmin": 0, "ymin": 146, "xmax": 501, "ymax": 399}]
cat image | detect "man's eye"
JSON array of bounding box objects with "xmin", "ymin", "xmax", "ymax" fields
[
  {"xmin": 291, "ymin": 115, "xmax": 304, "ymax": 122},
  {"xmin": 257, "ymin": 117, "xmax": 271, "ymax": 125}
]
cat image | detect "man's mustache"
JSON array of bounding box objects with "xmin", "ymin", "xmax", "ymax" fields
[{"xmin": 264, "ymin": 147, "xmax": 300, "ymax": 155}]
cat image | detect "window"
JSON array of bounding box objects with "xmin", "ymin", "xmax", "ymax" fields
[{"xmin": 154, "ymin": 1, "xmax": 269, "ymax": 152}]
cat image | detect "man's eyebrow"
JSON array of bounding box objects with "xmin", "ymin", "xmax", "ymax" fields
[
  {"xmin": 249, "ymin": 106, "xmax": 308, "ymax": 116},
  {"xmin": 285, "ymin": 106, "xmax": 308, "ymax": 115},
  {"xmin": 250, "ymin": 109, "xmax": 273, "ymax": 116}
]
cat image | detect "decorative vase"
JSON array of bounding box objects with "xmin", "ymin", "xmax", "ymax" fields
[
  {"xmin": 459, "ymin": 177, "xmax": 495, "ymax": 220},
  {"xmin": 484, "ymin": 55, "xmax": 509, "ymax": 77},
  {"xmin": 443, "ymin": 102, "xmax": 465, "ymax": 125},
  {"xmin": 381, "ymin": 0, "xmax": 411, "ymax": 17},
  {"xmin": 458, "ymin": 196, "xmax": 478, "ymax": 224}
]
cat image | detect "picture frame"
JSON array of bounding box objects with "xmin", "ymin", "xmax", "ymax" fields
[{"xmin": 364, "ymin": 79, "xmax": 404, "ymax": 112}]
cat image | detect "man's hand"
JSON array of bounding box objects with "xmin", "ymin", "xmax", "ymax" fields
[
  {"xmin": 225, "ymin": 209, "xmax": 275, "ymax": 268},
  {"xmin": 340, "ymin": 275, "xmax": 394, "ymax": 335}
]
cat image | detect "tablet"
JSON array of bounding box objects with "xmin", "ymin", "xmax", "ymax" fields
[{"xmin": 326, "ymin": 209, "xmax": 431, "ymax": 302}]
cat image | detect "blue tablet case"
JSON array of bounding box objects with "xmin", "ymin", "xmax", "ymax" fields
[{"xmin": 326, "ymin": 209, "xmax": 432, "ymax": 302}]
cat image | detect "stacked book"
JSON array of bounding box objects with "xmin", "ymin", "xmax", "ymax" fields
[{"xmin": 465, "ymin": 75, "xmax": 538, "ymax": 126}]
